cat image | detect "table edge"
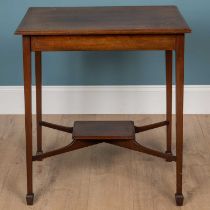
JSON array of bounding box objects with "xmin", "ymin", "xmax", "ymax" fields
[{"xmin": 15, "ymin": 29, "xmax": 191, "ymax": 36}]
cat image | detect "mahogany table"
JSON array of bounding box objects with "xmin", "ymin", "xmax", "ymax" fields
[{"xmin": 15, "ymin": 6, "xmax": 191, "ymax": 206}]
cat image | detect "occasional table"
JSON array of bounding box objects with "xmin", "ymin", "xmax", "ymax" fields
[{"xmin": 15, "ymin": 6, "xmax": 191, "ymax": 206}]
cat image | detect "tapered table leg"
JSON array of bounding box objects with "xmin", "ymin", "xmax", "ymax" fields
[
  {"xmin": 23, "ymin": 36, "xmax": 34, "ymax": 205},
  {"xmin": 175, "ymin": 35, "xmax": 185, "ymax": 206},
  {"xmin": 35, "ymin": 51, "xmax": 43, "ymax": 158},
  {"xmin": 165, "ymin": 50, "xmax": 173, "ymax": 160}
]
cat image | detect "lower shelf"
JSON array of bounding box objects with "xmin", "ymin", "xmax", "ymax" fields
[
  {"xmin": 72, "ymin": 121, "xmax": 135, "ymax": 140},
  {"xmin": 33, "ymin": 119, "xmax": 176, "ymax": 162}
]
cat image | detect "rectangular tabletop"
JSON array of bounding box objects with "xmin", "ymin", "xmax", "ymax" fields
[{"xmin": 15, "ymin": 6, "xmax": 191, "ymax": 35}]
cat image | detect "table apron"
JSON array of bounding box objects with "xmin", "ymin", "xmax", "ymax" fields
[{"xmin": 31, "ymin": 35, "xmax": 177, "ymax": 51}]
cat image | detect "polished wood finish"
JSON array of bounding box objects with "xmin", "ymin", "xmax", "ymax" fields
[
  {"xmin": 22, "ymin": 36, "xmax": 34, "ymax": 205},
  {"xmin": 15, "ymin": 6, "xmax": 191, "ymax": 206},
  {"xmin": 40, "ymin": 121, "xmax": 73, "ymax": 133},
  {"xmin": 166, "ymin": 50, "xmax": 173, "ymax": 157},
  {"xmin": 175, "ymin": 35, "xmax": 185, "ymax": 206},
  {"xmin": 32, "ymin": 138, "xmax": 176, "ymax": 162},
  {"xmin": 107, "ymin": 140, "xmax": 175, "ymax": 162},
  {"xmin": 35, "ymin": 51, "xmax": 43, "ymax": 156},
  {"xmin": 32, "ymin": 120, "xmax": 174, "ymax": 162},
  {"xmin": 135, "ymin": 120, "xmax": 168, "ymax": 133},
  {"xmin": 31, "ymin": 35, "xmax": 176, "ymax": 51},
  {"xmin": 32, "ymin": 139, "xmax": 101, "ymax": 161},
  {"xmin": 15, "ymin": 6, "xmax": 191, "ymax": 35},
  {"xmin": 73, "ymin": 121, "xmax": 135, "ymax": 140}
]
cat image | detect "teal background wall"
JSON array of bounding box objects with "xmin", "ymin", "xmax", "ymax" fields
[{"xmin": 0, "ymin": 0, "xmax": 209, "ymax": 85}]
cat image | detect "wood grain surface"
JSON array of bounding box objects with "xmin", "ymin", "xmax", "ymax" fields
[
  {"xmin": 15, "ymin": 6, "xmax": 191, "ymax": 35},
  {"xmin": 73, "ymin": 121, "xmax": 135, "ymax": 140},
  {"xmin": 0, "ymin": 115, "xmax": 209, "ymax": 210}
]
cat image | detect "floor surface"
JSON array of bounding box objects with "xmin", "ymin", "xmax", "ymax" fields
[{"xmin": 0, "ymin": 115, "xmax": 209, "ymax": 210}]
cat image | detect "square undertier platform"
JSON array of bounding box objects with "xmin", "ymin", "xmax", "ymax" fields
[{"xmin": 73, "ymin": 121, "xmax": 135, "ymax": 141}]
